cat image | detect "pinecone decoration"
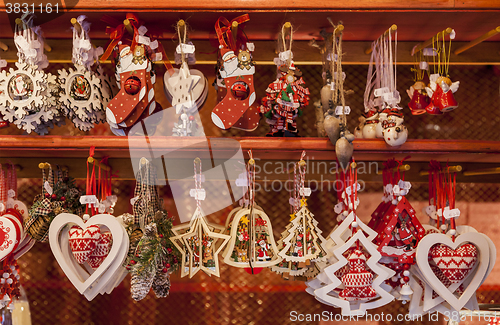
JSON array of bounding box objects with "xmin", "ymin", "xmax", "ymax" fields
[
  {"xmin": 130, "ymin": 270, "xmax": 154, "ymax": 301},
  {"xmin": 152, "ymin": 266, "xmax": 171, "ymax": 298}
]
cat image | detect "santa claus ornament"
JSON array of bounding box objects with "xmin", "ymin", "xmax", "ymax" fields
[
  {"xmin": 421, "ymin": 31, "xmax": 459, "ymax": 114},
  {"xmin": 101, "ymin": 14, "xmax": 168, "ymax": 136},
  {"xmin": 58, "ymin": 16, "xmax": 110, "ymax": 131},
  {"xmin": 211, "ymin": 15, "xmax": 260, "ymax": 131},
  {"xmin": 260, "ymin": 23, "xmax": 310, "ymax": 137},
  {"xmin": 223, "ymin": 152, "xmax": 281, "ymax": 272},
  {"xmin": 0, "ymin": 14, "xmax": 62, "ymax": 135}
]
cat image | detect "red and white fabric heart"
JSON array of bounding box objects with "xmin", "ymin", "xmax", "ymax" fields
[{"xmin": 68, "ymin": 224, "xmax": 112, "ymax": 270}]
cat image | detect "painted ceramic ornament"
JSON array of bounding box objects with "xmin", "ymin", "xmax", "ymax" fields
[
  {"xmin": 407, "ymin": 81, "xmax": 430, "ymax": 115},
  {"xmin": 323, "ymin": 110, "xmax": 341, "ymax": 144},
  {"xmin": 354, "ymin": 116, "xmax": 365, "ymax": 139},
  {"xmin": 382, "ymin": 109, "xmax": 407, "ymax": 146},
  {"xmin": 336, "ymin": 131, "xmax": 354, "ymax": 170},
  {"xmin": 362, "ymin": 110, "xmax": 378, "ymax": 139},
  {"xmin": 375, "ymin": 108, "xmax": 389, "ymax": 138},
  {"xmin": 425, "ymin": 74, "xmax": 459, "ymax": 114}
]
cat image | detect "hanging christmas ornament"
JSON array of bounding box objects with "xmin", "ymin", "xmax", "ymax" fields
[
  {"xmin": 273, "ymin": 152, "xmax": 329, "ymax": 278},
  {"xmin": 101, "ymin": 14, "xmax": 169, "ymax": 136},
  {"xmin": 415, "ymin": 167, "xmax": 494, "ymax": 311},
  {"xmin": 26, "ymin": 164, "xmax": 83, "ymax": 242},
  {"xmin": 164, "ymin": 20, "xmax": 207, "ymax": 136},
  {"xmin": 58, "ymin": 16, "xmax": 109, "ymax": 131},
  {"xmin": 361, "ymin": 109, "xmax": 378, "ymax": 139},
  {"xmin": 423, "ymin": 31, "xmax": 459, "ymax": 114},
  {"xmin": 407, "ymin": 51, "xmax": 430, "ymax": 115},
  {"xmin": 313, "ymin": 163, "xmax": 396, "ymax": 315},
  {"xmin": 223, "ymin": 152, "xmax": 281, "ymax": 272},
  {"xmin": 260, "ymin": 22, "xmax": 309, "ymax": 137},
  {"xmin": 364, "ymin": 25, "xmax": 406, "ymax": 147},
  {"xmin": 211, "ymin": 15, "xmax": 260, "ymax": 131},
  {"xmin": 124, "ymin": 159, "xmax": 180, "ymax": 300},
  {"xmin": 0, "ymin": 15, "xmax": 61, "ymax": 135},
  {"xmin": 169, "ymin": 159, "xmax": 230, "ymax": 278}
]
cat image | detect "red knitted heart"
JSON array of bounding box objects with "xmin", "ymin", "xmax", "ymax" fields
[
  {"xmin": 87, "ymin": 232, "xmax": 113, "ymax": 270},
  {"xmin": 429, "ymin": 243, "xmax": 478, "ymax": 284},
  {"xmin": 68, "ymin": 225, "xmax": 101, "ymax": 264}
]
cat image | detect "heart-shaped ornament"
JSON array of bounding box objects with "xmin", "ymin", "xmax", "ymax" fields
[
  {"xmin": 429, "ymin": 243, "xmax": 477, "ymax": 283},
  {"xmin": 68, "ymin": 225, "xmax": 102, "ymax": 264},
  {"xmin": 87, "ymin": 231, "xmax": 112, "ymax": 270},
  {"xmin": 416, "ymin": 232, "xmax": 489, "ymax": 311},
  {"xmin": 49, "ymin": 213, "xmax": 129, "ymax": 301},
  {"xmin": 0, "ymin": 214, "xmax": 21, "ymax": 261}
]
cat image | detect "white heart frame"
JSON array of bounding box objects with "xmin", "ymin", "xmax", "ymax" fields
[
  {"xmin": 415, "ymin": 232, "xmax": 488, "ymax": 311},
  {"xmin": 49, "ymin": 213, "xmax": 129, "ymax": 301}
]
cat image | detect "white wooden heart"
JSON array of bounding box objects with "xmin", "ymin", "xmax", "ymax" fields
[
  {"xmin": 415, "ymin": 232, "xmax": 489, "ymax": 311},
  {"xmin": 49, "ymin": 213, "xmax": 129, "ymax": 300}
]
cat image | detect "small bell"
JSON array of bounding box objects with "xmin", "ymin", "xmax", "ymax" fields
[
  {"xmin": 399, "ymin": 283, "xmax": 413, "ymax": 303},
  {"xmin": 408, "ymin": 85, "xmax": 430, "ymax": 115}
]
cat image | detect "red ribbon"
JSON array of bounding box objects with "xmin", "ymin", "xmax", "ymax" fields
[
  {"xmin": 86, "ymin": 147, "xmax": 97, "ymax": 216},
  {"xmin": 215, "ymin": 14, "xmax": 250, "ymax": 52},
  {"xmin": 101, "ymin": 13, "xmax": 141, "ymax": 62}
]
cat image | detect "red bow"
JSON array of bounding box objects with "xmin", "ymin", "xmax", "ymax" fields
[
  {"xmin": 215, "ymin": 14, "xmax": 250, "ymax": 51},
  {"xmin": 101, "ymin": 13, "xmax": 140, "ymax": 62}
]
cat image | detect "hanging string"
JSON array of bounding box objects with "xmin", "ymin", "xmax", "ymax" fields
[
  {"xmin": 280, "ymin": 23, "xmax": 293, "ymax": 69},
  {"xmin": 177, "ymin": 21, "xmax": 187, "ymax": 65},
  {"xmin": 194, "ymin": 158, "xmax": 202, "ymax": 212}
]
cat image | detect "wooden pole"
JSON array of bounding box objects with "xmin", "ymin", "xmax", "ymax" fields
[
  {"xmin": 71, "ymin": 18, "xmax": 82, "ymax": 34},
  {"xmin": 411, "ymin": 27, "xmax": 453, "ymax": 56},
  {"xmin": 231, "ymin": 21, "xmax": 238, "ymax": 45},
  {"xmin": 454, "ymin": 26, "xmax": 500, "ymax": 55},
  {"xmin": 123, "ymin": 19, "xmax": 134, "ymax": 36},
  {"xmin": 365, "ymin": 24, "xmax": 397, "ymax": 55},
  {"xmin": 0, "ymin": 41, "xmax": 7, "ymax": 52},
  {"xmin": 376, "ymin": 164, "xmax": 410, "ymax": 175},
  {"xmin": 463, "ymin": 167, "xmax": 500, "ymax": 176},
  {"xmin": 420, "ymin": 165, "xmax": 462, "ymax": 176},
  {"xmin": 87, "ymin": 157, "xmax": 111, "ymax": 171}
]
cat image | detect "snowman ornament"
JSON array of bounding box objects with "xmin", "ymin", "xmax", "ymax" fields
[
  {"xmin": 382, "ymin": 108, "xmax": 408, "ymax": 146},
  {"xmin": 362, "ymin": 109, "xmax": 378, "ymax": 139}
]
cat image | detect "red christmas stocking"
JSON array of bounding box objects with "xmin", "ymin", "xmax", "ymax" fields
[{"xmin": 211, "ymin": 49, "xmax": 256, "ymax": 129}]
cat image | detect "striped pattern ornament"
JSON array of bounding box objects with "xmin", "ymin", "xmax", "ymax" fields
[
  {"xmin": 68, "ymin": 225, "xmax": 102, "ymax": 264},
  {"xmin": 339, "ymin": 249, "xmax": 377, "ymax": 301},
  {"xmin": 429, "ymin": 243, "xmax": 478, "ymax": 284}
]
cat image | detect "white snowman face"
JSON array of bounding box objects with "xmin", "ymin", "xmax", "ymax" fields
[
  {"xmin": 362, "ymin": 123, "xmax": 377, "ymax": 138},
  {"xmin": 383, "ymin": 125, "xmax": 408, "ymax": 146}
]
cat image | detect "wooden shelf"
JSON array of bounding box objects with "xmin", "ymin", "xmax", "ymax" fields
[
  {"xmin": 0, "ymin": 136, "xmax": 499, "ymax": 160},
  {"xmin": 0, "ymin": 136, "xmax": 499, "ymax": 182}
]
